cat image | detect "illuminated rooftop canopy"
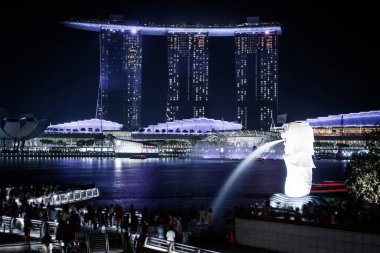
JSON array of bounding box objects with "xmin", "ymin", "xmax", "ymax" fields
[
  {"xmin": 45, "ymin": 119, "xmax": 123, "ymax": 134},
  {"xmin": 305, "ymin": 110, "xmax": 380, "ymax": 128},
  {"xmin": 63, "ymin": 21, "xmax": 282, "ymax": 36},
  {"xmin": 138, "ymin": 118, "xmax": 242, "ymax": 134}
]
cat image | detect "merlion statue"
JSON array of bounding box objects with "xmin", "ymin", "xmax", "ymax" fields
[{"xmin": 281, "ymin": 122, "xmax": 315, "ymax": 197}]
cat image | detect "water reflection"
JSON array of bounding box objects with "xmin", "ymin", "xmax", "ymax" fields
[{"xmin": 0, "ymin": 157, "xmax": 346, "ymax": 220}]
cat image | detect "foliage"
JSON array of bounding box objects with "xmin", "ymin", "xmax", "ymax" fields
[
  {"xmin": 336, "ymin": 143, "xmax": 349, "ymax": 148},
  {"xmin": 94, "ymin": 134, "xmax": 105, "ymax": 141},
  {"xmin": 40, "ymin": 139, "xmax": 66, "ymax": 146},
  {"xmin": 105, "ymin": 134, "xmax": 115, "ymax": 141},
  {"xmin": 314, "ymin": 141, "xmax": 334, "ymax": 148},
  {"xmin": 56, "ymin": 140, "xmax": 66, "ymax": 146},
  {"xmin": 40, "ymin": 139, "xmax": 55, "ymax": 145},
  {"xmin": 76, "ymin": 139, "xmax": 98, "ymax": 147},
  {"xmin": 76, "ymin": 140, "xmax": 85, "ymax": 147},
  {"xmin": 345, "ymin": 130, "xmax": 380, "ymax": 205},
  {"xmin": 164, "ymin": 140, "xmax": 192, "ymax": 147}
]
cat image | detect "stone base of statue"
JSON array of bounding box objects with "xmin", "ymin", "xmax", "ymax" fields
[{"xmin": 269, "ymin": 193, "xmax": 326, "ymax": 211}]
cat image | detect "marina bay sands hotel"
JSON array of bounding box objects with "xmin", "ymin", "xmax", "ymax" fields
[{"xmin": 64, "ymin": 17, "xmax": 281, "ymax": 131}]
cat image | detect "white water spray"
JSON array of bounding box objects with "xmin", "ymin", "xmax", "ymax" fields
[{"xmin": 211, "ymin": 139, "xmax": 284, "ymax": 216}]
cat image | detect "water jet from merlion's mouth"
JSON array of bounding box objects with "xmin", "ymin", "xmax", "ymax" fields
[
  {"xmin": 211, "ymin": 139, "xmax": 284, "ymax": 217},
  {"xmin": 282, "ymin": 122, "xmax": 315, "ymax": 197}
]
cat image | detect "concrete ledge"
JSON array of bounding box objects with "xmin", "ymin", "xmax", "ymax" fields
[{"xmin": 235, "ymin": 218, "xmax": 380, "ymax": 253}]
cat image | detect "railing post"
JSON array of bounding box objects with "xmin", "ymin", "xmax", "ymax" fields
[
  {"xmin": 27, "ymin": 240, "xmax": 31, "ymax": 253},
  {"xmin": 86, "ymin": 234, "xmax": 90, "ymax": 253},
  {"xmin": 122, "ymin": 231, "xmax": 129, "ymax": 253},
  {"xmin": 40, "ymin": 221, "xmax": 43, "ymax": 238},
  {"xmin": 105, "ymin": 233, "xmax": 109, "ymax": 253},
  {"xmin": 10, "ymin": 217, "xmax": 14, "ymax": 233}
]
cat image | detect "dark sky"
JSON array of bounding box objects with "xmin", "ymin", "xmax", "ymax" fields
[{"xmin": 1, "ymin": 0, "xmax": 379, "ymax": 126}]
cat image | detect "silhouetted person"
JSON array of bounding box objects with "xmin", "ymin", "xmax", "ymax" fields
[
  {"xmin": 189, "ymin": 206, "xmax": 196, "ymax": 232},
  {"xmin": 23, "ymin": 214, "xmax": 31, "ymax": 243}
]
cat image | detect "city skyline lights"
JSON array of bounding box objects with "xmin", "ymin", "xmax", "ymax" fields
[
  {"xmin": 75, "ymin": 17, "xmax": 280, "ymax": 130},
  {"xmin": 1, "ymin": 1, "xmax": 378, "ymax": 126}
]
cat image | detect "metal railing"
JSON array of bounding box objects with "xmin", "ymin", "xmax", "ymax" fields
[
  {"xmin": 86, "ymin": 233, "xmax": 109, "ymax": 253},
  {"xmin": 20, "ymin": 188, "xmax": 100, "ymax": 206},
  {"xmin": 143, "ymin": 237, "xmax": 220, "ymax": 253},
  {"xmin": 1, "ymin": 215, "xmax": 58, "ymax": 240},
  {"xmin": 0, "ymin": 241, "xmax": 49, "ymax": 253}
]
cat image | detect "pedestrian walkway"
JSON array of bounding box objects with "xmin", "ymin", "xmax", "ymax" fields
[
  {"xmin": 1, "ymin": 215, "xmax": 278, "ymax": 253},
  {"xmin": 0, "ymin": 233, "xmax": 50, "ymax": 253}
]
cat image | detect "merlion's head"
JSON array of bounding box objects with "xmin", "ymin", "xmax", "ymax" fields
[{"xmin": 282, "ymin": 122, "xmax": 315, "ymax": 156}]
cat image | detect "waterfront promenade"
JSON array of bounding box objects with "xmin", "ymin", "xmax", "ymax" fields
[
  {"xmin": 2, "ymin": 205, "xmax": 380, "ymax": 253},
  {"xmin": 2, "ymin": 186, "xmax": 379, "ymax": 253},
  {"xmin": 0, "ymin": 158, "xmax": 350, "ymax": 252},
  {"xmin": 0, "ymin": 216, "xmax": 275, "ymax": 253}
]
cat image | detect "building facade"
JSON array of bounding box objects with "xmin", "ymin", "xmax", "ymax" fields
[
  {"xmin": 305, "ymin": 110, "xmax": 380, "ymax": 159},
  {"xmin": 235, "ymin": 32, "xmax": 278, "ymax": 130},
  {"xmin": 166, "ymin": 33, "xmax": 209, "ymax": 121},
  {"xmin": 65, "ymin": 17, "xmax": 281, "ymax": 131},
  {"xmin": 97, "ymin": 28, "xmax": 142, "ymax": 131}
]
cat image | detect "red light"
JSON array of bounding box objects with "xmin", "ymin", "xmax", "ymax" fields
[
  {"xmin": 310, "ymin": 189, "xmax": 347, "ymax": 193},
  {"xmin": 313, "ymin": 182, "xmax": 345, "ymax": 187}
]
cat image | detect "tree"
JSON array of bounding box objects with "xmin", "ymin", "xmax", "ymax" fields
[
  {"xmin": 76, "ymin": 140, "xmax": 86, "ymax": 147},
  {"xmin": 345, "ymin": 129, "xmax": 380, "ymax": 205},
  {"xmin": 94, "ymin": 134, "xmax": 106, "ymax": 146},
  {"xmin": 40, "ymin": 139, "xmax": 55, "ymax": 145},
  {"xmin": 56, "ymin": 140, "xmax": 66, "ymax": 146},
  {"xmin": 106, "ymin": 134, "xmax": 115, "ymax": 141}
]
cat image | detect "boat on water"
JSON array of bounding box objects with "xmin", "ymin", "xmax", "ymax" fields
[{"xmin": 129, "ymin": 154, "xmax": 147, "ymax": 159}]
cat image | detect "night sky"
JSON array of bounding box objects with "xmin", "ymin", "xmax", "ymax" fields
[{"xmin": 1, "ymin": 0, "xmax": 379, "ymax": 127}]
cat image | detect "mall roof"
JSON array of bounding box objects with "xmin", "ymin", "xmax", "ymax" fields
[
  {"xmin": 305, "ymin": 110, "xmax": 380, "ymax": 128},
  {"xmin": 138, "ymin": 118, "xmax": 242, "ymax": 134},
  {"xmin": 45, "ymin": 119, "xmax": 123, "ymax": 134}
]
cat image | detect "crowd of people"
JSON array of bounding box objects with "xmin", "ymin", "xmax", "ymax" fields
[
  {"xmin": 4, "ymin": 183, "xmax": 378, "ymax": 251},
  {"xmin": 1, "ymin": 184, "xmax": 220, "ymax": 248}
]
